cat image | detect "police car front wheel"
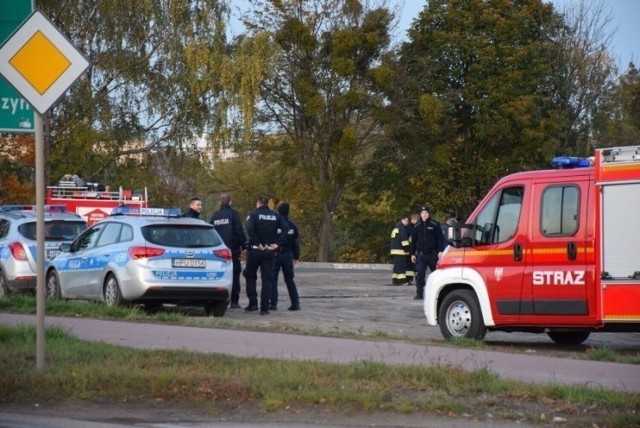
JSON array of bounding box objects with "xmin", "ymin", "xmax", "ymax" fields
[{"xmin": 45, "ymin": 270, "xmax": 62, "ymax": 300}]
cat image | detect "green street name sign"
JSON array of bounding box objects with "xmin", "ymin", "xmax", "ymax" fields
[{"xmin": 0, "ymin": 0, "xmax": 34, "ymax": 133}]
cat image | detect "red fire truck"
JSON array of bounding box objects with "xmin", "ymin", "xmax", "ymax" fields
[
  {"xmin": 45, "ymin": 175, "xmax": 148, "ymax": 225},
  {"xmin": 425, "ymin": 145, "xmax": 640, "ymax": 345}
]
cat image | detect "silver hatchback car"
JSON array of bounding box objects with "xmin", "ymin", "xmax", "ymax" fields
[
  {"xmin": 45, "ymin": 207, "xmax": 233, "ymax": 317},
  {"xmin": 0, "ymin": 205, "xmax": 87, "ymax": 297}
]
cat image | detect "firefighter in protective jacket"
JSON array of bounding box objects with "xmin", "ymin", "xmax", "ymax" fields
[{"xmin": 390, "ymin": 215, "xmax": 410, "ymax": 285}]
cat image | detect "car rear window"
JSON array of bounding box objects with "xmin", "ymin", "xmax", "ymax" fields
[
  {"xmin": 19, "ymin": 221, "xmax": 87, "ymax": 241},
  {"xmin": 142, "ymin": 225, "xmax": 223, "ymax": 248}
]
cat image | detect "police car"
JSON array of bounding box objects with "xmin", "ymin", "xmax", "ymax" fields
[
  {"xmin": 45, "ymin": 207, "xmax": 233, "ymax": 317},
  {"xmin": 0, "ymin": 205, "xmax": 87, "ymax": 297}
]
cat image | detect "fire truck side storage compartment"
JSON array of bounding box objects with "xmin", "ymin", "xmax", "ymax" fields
[{"xmin": 601, "ymin": 182, "xmax": 640, "ymax": 279}]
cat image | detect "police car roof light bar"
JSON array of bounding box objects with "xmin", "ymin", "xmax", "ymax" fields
[
  {"xmin": 551, "ymin": 156, "xmax": 592, "ymax": 169},
  {"xmin": 111, "ymin": 206, "xmax": 181, "ymax": 218}
]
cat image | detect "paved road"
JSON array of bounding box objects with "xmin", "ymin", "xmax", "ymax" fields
[{"xmin": 231, "ymin": 263, "xmax": 640, "ymax": 352}]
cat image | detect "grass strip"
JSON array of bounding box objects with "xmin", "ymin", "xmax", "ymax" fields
[{"xmin": 0, "ymin": 324, "xmax": 638, "ymax": 427}]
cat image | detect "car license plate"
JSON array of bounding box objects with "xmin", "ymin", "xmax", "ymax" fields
[
  {"xmin": 172, "ymin": 258, "xmax": 206, "ymax": 268},
  {"xmin": 47, "ymin": 249, "xmax": 60, "ymax": 259}
]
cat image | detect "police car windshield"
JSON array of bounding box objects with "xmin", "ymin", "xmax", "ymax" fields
[
  {"xmin": 142, "ymin": 225, "xmax": 222, "ymax": 248},
  {"xmin": 18, "ymin": 221, "xmax": 87, "ymax": 241}
]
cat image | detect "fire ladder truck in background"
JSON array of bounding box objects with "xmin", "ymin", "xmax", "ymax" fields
[{"xmin": 45, "ymin": 174, "xmax": 149, "ymax": 225}]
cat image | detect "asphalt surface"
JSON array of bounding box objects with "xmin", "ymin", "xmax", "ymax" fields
[{"xmin": 1, "ymin": 263, "xmax": 639, "ymax": 394}]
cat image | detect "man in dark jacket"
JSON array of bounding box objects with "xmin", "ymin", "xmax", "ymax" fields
[
  {"xmin": 244, "ymin": 195, "xmax": 289, "ymax": 315},
  {"xmin": 410, "ymin": 205, "xmax": 446, "ymax": 300},
  {"xmin": 210, "ymin": 193, "xmax": 246, "ymax": 309},
  {"xmin": 270, "ymin": 203, "xmax": 301, "ymax": 311},
  {"xmin": 182, "ymin": 197, "xmax": 203, "ymax": 219}
]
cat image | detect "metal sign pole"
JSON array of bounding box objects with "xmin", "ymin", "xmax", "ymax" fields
[
  {"xmin": 35, "ymin": 111, "xmax": 45, "ymax": 371},
  {"xmin": 0, "ymin": 9, "xmax": 89, "ymax": 372}
]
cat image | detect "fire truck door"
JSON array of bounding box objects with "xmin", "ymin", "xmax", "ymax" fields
[
  {"xmin": 526, "ymin": 179, "xmax": 591, "ymax": 321},
  {"xmin": 463, "ymin": 183, "xmax": 528, "ymax": 323}
]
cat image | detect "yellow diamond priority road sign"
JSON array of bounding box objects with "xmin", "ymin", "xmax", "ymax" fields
[{"xmin": 0, "ymin": 11, "xmax": 89, "ymax": 114}]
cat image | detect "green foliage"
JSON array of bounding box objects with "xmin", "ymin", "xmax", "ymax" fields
[
  {"xmin": 245, "ymin": 0, "xmax": 394, "ymax": 261},
  {"xmin": 373, "ymin": 0, "xmax": 571, "ymax": 219},
  {"xmin": 594, "ymin": 63, "xmax": 640, "ymax": 148},
  {"xmin": 35, "ymin": 0, "xmax": 256, "ymax": 189}
]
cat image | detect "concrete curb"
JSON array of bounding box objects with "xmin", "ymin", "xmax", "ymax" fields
[{"xmin": 297, "ymin": 261, "xmax": 392, "ymax": 270}]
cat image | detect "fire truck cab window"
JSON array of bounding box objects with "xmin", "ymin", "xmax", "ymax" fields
[
  {"xmin": 472, "ymin": 186, "xmax": 523, "ymax": 245},
  {"xmin": 541, "ymin": 185, "xmax": 579, "ymax": 236}
]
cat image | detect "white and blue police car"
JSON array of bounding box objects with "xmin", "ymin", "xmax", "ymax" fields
[
  {"xmin": 45, "ymin": 207, "xmax": 233, "ymax": 317},
  {"xmin": 0, "ymin": 205, "xmax": 87, "ymax": 297}
]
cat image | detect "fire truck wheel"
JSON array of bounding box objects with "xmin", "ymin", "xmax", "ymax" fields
[
  {"xmin": 204, "ymin": 301, "xmax": 227, "ymax": 318},
  {"xmin": 547, "ymin": 331, "xmax": 591, "ymax": 346},
  {"xmin": 104, "ymin": 274, "xmax": 126, "ymax": 307},
  {"xmin": 438, "ymin": 289, "xmax": 487, "ymax": 340},
  {"xmin": 0, "ymin": 271, "xmax": 9, "ymax": 298},
  {"xmin": 45, "ymin": 270, "xmax": 62, "ymax": 299}
]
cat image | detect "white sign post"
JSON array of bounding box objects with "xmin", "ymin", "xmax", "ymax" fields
[{"xmin": 0, "ymin": 10, "xmax": 89, "ymax": 371}]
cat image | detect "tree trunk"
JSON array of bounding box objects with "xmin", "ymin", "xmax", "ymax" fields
[{"xmin": 317, "ymin": 201, "xmax": 333, "ymax": 262}]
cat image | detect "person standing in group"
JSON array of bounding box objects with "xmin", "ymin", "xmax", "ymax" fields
[
  {"xmin": 410, "ymin": 205, "xmax": 446, "ymax": 300},
  {"xmin": 210, "ymin": 193, "xmax": 246, "ymax": 309},
  {"xmin": 405, "ymin": 213, "xmax": 420, "ymax": 285},
  {"xmin": 442, "ymin": 209, "xmax": 458, "ymax": 245},
  {"xmin": 270, "ymin": 202, "xmax": 301, "ymax": 311},
  {"xmin": 244, "ymin": 195, "xmax": 289, "ymax": 315},
  {"xmin": 390, "ymin": 215, "xmax": 410, "ymax": 285},
  {"xmin": 183, "ymin": 197, "xmax": 203, "ymax": 219}
]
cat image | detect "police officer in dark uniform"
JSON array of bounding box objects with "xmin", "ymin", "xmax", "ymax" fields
[
  {"xmin": 270, "ymin": 203, "xmax": 301, "ymax": 311},
  {"xmin": 183, "ymin": 197, "xmax": 203, "ymax": 219},
  {"xmin": 210, "ymin": 193, "xmax": 246, "ymax": 309},
  {"xmin": 244, "ymin": 195, "xmax": 289, "ymax": 315},
  {"xmin": 410, "ymin": 205, "xmax": 446, "ymax": 300}
]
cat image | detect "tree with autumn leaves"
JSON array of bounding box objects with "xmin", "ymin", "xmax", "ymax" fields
[{"xmin": 0, "ymin": 135, "xmax": 34, "ymax": 204}]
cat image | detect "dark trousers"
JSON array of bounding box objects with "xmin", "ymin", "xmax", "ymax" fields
[
  {"xmin": 406, "ymin": 255, "xmax": 415, "ymax": 282},
  {"xmin": 244, "ymin": 249, "xmax": 276, "ymax": 309},
  {"xmin": 415, "ymin": 252, "xmax": 438, "ymax": 297},
  {"xmin": 230, "ymin": 252, "xmax": 242, "ymax": 304},
  {"xmin": 392, "ymin": 255, "xmax": 407, "ymax": 285},
  {"xmin": 271, "ymin": 250, "xmax": 299, "ymax": 307}
]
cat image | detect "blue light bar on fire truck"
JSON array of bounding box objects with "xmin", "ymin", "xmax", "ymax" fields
[
  {"xmin": 110, "ymin": 206, "xmax": 181, "ymax": 218},
  {"xmin": 551, "ymin": 156, "xmax": 592, "ymax": 169},
  {"xmin": 0, "ymin": 204, "xmax": 67, "ymax": 213}
]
